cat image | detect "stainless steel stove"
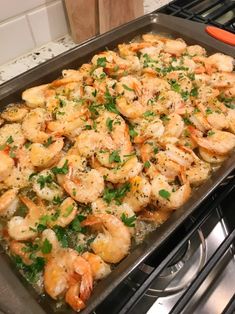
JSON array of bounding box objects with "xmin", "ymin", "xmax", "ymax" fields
[{"xmin": 93, "ymin": 1, "xmax": 235, "ymax": 313}]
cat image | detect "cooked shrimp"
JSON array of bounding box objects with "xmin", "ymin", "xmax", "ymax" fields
[
  {"xmin": 0, "ymin": 189, "xmax": 19, "ymax": 217},
  {"xmin": 95, "ymin": 156, "xmax": 142, "ymax": 184},
  {"xmin": 49, "ymin": 197, "xmax": 77, "ymax": 228},
  {"xmin": 75, "ymin": 130, "xmax": 115, "ymax": 158},
  {"xmin": 4, "ymin": 146, "xmax": 35, "ymax": 189},
  {"xmin": 139, "ymin": 209, "xmax": 170, "ymax": 225},
  {"xmin": 44, "ymin": 248, "xmax": 93, "ymax": 312},
  {"xmin": 1, "ymin": 105, "xmax": 28, "ymax": 122},
  {"xmin": 122, "ymin": 176, "xmax": 151, "ymax": 212},
  {"xmin": 47, "ymin": 117, "xmax": 87, "ymax": 139},
  {"xmin": 22, "ymin": 84, "xmax": 49, "ymax": 108},
  {"xmin": 163, "ymin": 113, "xmax": 184, "ymax": 138},
  {"xmin": 186, "ymin": 45, "xmax": 206, "ymax": 57},
  {"xmin": 154, "ymin": 151, "xmax": 182, "ymax": 181},
  {"xmin": 185, "ymin": 159, "xmax": 211, "ymax": 186},
  {"xmin": 41, "ymin": 229, "xmax": 61, "ymax": 256},
  {"xmin": 10, "ymin": 241, "xmax": 34, "ymax": 265},
  {"xmin": 57, "ymin": 155, "xmax": 104, "ymax": 203},
  {"xmin": 0, "ymin": 151, "xmax": 14, "ymax": 181},
  {"xmin": 207, "ymin": 53, "xmax": 234, "ymax": 72},
  {"xmin": 63, "ymin": 169, "xmax": 104, "ymax": 204},
  {"xmin": 32, "ymin": 170, "xmax": 64, "ymax": 202},
  {"xmin": 82, "ymin": 213, "xmax": 131, "ymax": 263},
  {"xmin": 22, "ymin": 108, "xmax": 50, "ymax": 143},
  {"xmin": 163, "ymin": 39, "xmax": 187, "ymax": 56},
  {"xmin": 91, "ymin": 198, "xmax": 135, "ymax": 221},
  {"xmin": 199, "ymin": 147, "xmax": 227, "ymax": 164},
  {"xmin": 30, "ymin": 137, "xmax": 64, "ymax": 168},
  {"xmin": 82, "ymin": 252, "xmax": 111, "ymax": 280},
  {"xmin": 131, "ymin": 117, "xmax": 164, "ymax": 144},
  {"xmin": 151, "ymin": 173, "xmax": 191, "ymax": 210},
  {"xmin": 227, "ymin": 109, "xmax": 235, "ymax": 134},
  {"xmin": 0, "ymin": 123, "xmax": 25, "ymax": 147},
  {"xmin": 190, "ymin": 127, "xmax": 235, "ymax": 155},
  {"xmin": 116, "ymin": 96, "xmax": 147, "ymax": 119},
  {"xmin": 209, "ymin": 72, "xmax": 235, "ymax": 88},
  {"xmin": 8, "ymin": 196, "xmax": 42, "ymax": 241},
  {"xmin": 165, "ymin": 144, "xmax": 194, "ymax": 167}
]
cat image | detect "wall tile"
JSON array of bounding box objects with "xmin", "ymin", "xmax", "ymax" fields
[
  {"xmin": 0, "ymin": 16, "xmax": 35, "ymax": 65},
  {"xmin": 27, "ymin": 0, "xmax": 68, "ymax": 46},
  {"xmin": 0, "ymin": 0, "xmax": 55, "ymax": 22}
]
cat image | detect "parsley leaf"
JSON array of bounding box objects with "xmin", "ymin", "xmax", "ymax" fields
[
  {"xmin": 106, "ymin": 117, "xmax": 113, "ymax": 131},
  {"xmin": 41, "ymin": 238, "xmax": 52, "ymax": 254},
  {"xmin": 52, "ymin": 160, "xmax": 69, "ymax": 175},
  {"xmin": 159, "ymin": 189, "xmax": 171, "ymax": 200},
  {"xmin": 122, "ymin": 84, "xmax": 134, "ymax": 92},
  {"xmin": 97, "ymin": 57, "xmax": 107, "ymax": 68},
  {"xmin": 143, "ymin": 111, "xmax": 155, "ymax": 118},
  {"xmin": 6, "ymin": 136, "xmax": 14, "ymax": 144},
  {"xmin": 43, "ymin": 136, "xmax": 53, "ymax": 147},
  {"xmin": 205, "ymin": 107, "xmax": 213, "ymax": 115},
  {"xmin": 36, "ymin": 174, "xmax": 53, "ymax": 189},
  {"xmin": 143, "ymin": 161, "xmax": 151, "ymax": 168},
  {"xmin": 121, "ymin": 213, "xmax": 136, "ymax": 227},
  {"xmin": 109, "ymin": 150, "xmax": 121, "ymax": 163},
  {"xmin": 63, "ymin": 205, "xmax": 74, "ymax": 217},
  {"xmin": 103, "ymin": 182, "xmax": 131, "ymax": 205},
  {"xmin": 207, "ymin": 130, "xmax": 215, "ymax": 137},
  {"xmin": 104, "ymin": 87, "xmax": 119, "ymax": 114}
]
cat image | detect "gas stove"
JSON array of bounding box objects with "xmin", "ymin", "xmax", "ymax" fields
[{"xmin": 93, "ymin": 1, "xmax": 235, "ymax": 313}]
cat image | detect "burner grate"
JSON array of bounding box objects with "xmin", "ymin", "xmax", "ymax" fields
[{"xmin": 157, "ymin": 0, "xmax": 235, "ymax": 33}]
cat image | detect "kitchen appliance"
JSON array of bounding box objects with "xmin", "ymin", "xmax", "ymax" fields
[{"xmin": 0, "ymin": 2, "xmax": 234, "ymax": 313}]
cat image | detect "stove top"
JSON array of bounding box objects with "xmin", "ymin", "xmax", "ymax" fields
[{"xmin": 158, "ymin": 0, "xmax": 235, "ymax": 33}]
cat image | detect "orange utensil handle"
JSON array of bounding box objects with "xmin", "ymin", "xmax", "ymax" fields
[{"xmin": 206, "ymin": 26, "xmax": 235, "ymax": 46}]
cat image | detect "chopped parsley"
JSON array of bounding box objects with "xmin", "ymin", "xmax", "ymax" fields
[
  {"xmin": 103, "ymin": 182, "xmax": 131, "ymax": 205},
  {"xmin": 143, "ymin": 111, "xmax": 155, "ymax": 118},
  {"xmin": 121, "ymin": 213, "xmax": 136, "ymax": 227},
  {"xmin": 143, "ymin": 161, "xmax": 151, "ymax": 168},
  {"xmin": 36, "ymin": 174, "xmax": 53, "ymax": 189},
  {"xmin": 104, "ymin": 87, "xmax": 119, "ymax": 114},
  {"xmin": 129, "ymin": 124, "xmax": 138, "ymax": 139},
  {"xmin": 41, "ymin": 238, "xmax": 52, "ymax": 254},
  {"xmin": 109, "ymin": 150, "xmax": 121, "ymax": 163},
  {"xmin": 52, "ymin": 160, "xmax": 69, "ymax": 175},
  {"xmin": 207, "ymin": 130, "xmax": 215, "ymax": 137},
  {"xmin": 43, "ymin": 136, "xmax": 53, "ymax": 147},
  {"xmin": 159, "ymin": 189, "xmax": 171, "ymax": 200},
  {"xmin": 205, "ymin": 107, "xmax": 213, "ymax": 115},
  {"xmin": 106, "ymin": 117, "xmax": 113, "ymax": 131},
  {"xmin": 122, "ymin": 84, "xmax": 134, "ymax": 92},
  {"xmin": 63, "ymin": 205, "xmax": 74, "ymax": 218},
  {"xmin": 97, "ymin": 57, "xmax": 107, "ymax": 68},
  {"xmin": 6, "ymin": 135, "xmax": 14, "ymax": 144},
  {"xmin": 52, "ymin": 196, "xmax": 63, "ymax": 205}
]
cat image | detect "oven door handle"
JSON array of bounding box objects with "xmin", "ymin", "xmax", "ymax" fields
[{"xmin": 206, "ymin": 26, "xmax": 235, "ymax": 46}]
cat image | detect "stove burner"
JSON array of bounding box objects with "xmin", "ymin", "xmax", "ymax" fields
[{"xmin": 145, "ymin": 228, "xmax": 206, "ymax": 297}]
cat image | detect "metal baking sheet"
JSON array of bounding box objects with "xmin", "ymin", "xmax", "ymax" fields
[{"xmin": 0, "ymin": 13, "xmax": 234, "ymax": 314}]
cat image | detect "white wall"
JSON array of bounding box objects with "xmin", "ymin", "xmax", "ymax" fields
[{"xmin": 0, "ymin": 0, "xmax": 69, "ymax": 65}]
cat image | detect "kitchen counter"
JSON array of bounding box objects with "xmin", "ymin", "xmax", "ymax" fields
[{"xmin": 0, "ymin": 0, "xmax": 171, "ymax": 85}]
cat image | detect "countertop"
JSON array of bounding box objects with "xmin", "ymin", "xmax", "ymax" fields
[{"xmin": 0, "ymin": 0, "xmax": 172, "ymax": 85}]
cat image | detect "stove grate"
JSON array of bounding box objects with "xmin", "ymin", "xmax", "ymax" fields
[{"xmin": 157, "ymin": 0, "xmax": 235, "ymax": 33}]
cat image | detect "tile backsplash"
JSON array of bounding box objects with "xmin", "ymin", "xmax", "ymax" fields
[{"xmin": 0, "ymin": 0, "xmax": 69, "ymax": 65}]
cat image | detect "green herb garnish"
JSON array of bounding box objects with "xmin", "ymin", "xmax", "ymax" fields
[
  {"xmin": 121, "ymin": 213, "xmax": 136, "ymax": 227},
  {"xmin": 52, "ymin": 160, "xmax": 69, "ymax": 175},
  {"xmin": 159, "ymin": 189, "xmax": 171, "ymax": 200}
]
